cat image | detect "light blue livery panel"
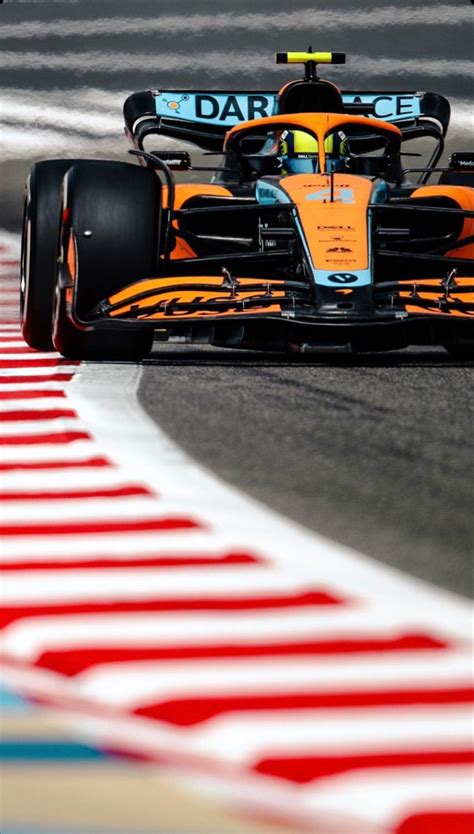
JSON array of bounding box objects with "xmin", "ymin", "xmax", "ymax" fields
[{"xmin": 154, "ymin": 91, "xmax": 422, "ymax": 126}]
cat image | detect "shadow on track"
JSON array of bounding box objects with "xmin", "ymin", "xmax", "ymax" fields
[{"xmin": 144, "ymin": 345, "xmax": 473, "ymax": 369}]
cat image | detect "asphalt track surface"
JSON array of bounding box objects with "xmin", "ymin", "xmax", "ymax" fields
[{"xmin": 140, "ymin": 346, "xmax": 474, "ymax": 599}]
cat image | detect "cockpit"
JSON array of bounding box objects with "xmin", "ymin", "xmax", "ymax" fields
[{"xmin": 224, "ymin": 113, "xmax": 403, "ymax": 183}]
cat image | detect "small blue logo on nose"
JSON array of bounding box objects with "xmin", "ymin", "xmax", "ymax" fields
[{"xmin": 306, "ymin": 188, "xmax": 354, "ymax": 204}]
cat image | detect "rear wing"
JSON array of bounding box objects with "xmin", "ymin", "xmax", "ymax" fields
[{"xmin": 124, "ymin": 89, "xmax": 450, "ymax": 154}]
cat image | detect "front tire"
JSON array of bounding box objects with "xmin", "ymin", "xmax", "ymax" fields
[
  {"xmin": 21, "ymin": 159, "xmax": 85, "ymax": 350},
  {"xmin": 52, "ymin": 160, "xmax": 161, "ymax": 361}
]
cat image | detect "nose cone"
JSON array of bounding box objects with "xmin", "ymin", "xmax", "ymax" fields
[{"xmin": 279, "ymin": 174, "xmax": 374, "ymax": 295}]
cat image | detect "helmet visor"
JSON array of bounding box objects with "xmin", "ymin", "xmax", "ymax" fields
[{"xmin": 283, "ymin": 153, "xmax": 319, "ymax": 174}]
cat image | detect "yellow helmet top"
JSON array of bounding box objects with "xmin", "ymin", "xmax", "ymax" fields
[{"xmin": 280, "ymin": 129, "xmax": 319, "ymax": 156}]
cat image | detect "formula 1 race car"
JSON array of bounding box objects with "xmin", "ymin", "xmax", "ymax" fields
[{"xmin": 21, "ymin": 51, "xmax": 474, "ymax": 360}]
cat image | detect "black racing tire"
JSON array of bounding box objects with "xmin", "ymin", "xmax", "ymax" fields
[
  {"xmin": 53, "ymin": 288, "xmax": 155, "ymax": 362},
  {"xmin": 52, "ymin": 160, "xmax": 160, "ymax": 361},
  {"xmin": 20, "ymin": 159, "xmax": 85, "ymax": 350}
]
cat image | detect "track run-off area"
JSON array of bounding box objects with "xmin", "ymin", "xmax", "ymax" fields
[{"xmin": 0, "ymin": 231, "xmax": 473, "ymax": 834}]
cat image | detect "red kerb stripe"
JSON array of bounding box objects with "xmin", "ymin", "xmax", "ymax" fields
[
  {"xmin": 0, "ymin": 374, "xmax": 73, "ymax": 384},
  {"xmin": 36, "ymin": 634, "xmax": 447, "ymax": 677},
  {"xmin": 0, "ymin": 390, "xmax": 66, "ymax": 400},
  {"xmin": 0, "ymin": 590, "xmax": 343, "ymax": 629},
  {"xmin": 255, "ymin": 749, "xmax": 474, "ymax": 783},
  {"xmin": 0, "ymin": 456, "xmax": 110, "ymax": 472},
  {"xmin": 0, "ymin": 430, "xmax": 90, "ymax": 445},
  {"xmin": 0, "ymin": 408, "xmax": 77, "ymax": 421},
  {"xmin": 0, "ymin": 517, "xmax": 201, "ymax": 536},
  {"xmin": 0, "ymin": 347, "xmax": 47, "ymax": 353},
  {"xmin": 1, "ymin": 552, "xmax": 260, "ymax": 571},
  {"xmin": 0, "ymin": 358, "xmax": 78, "ymax": 368},
  {"xmin": 396, "ymin": 811, "xmax": 474, "ymax": 834},
  {"xmin": 0, "ymin": 484, "xmax": 153, "ymax": 502},
  {"xmin": 134, "ymin": 687, "xmax": 474, "ymax": 726}
]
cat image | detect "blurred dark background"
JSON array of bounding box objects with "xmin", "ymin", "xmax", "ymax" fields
[{"xmin": 1, "ymin": 0, "xmax": 472, "ymax": 230}]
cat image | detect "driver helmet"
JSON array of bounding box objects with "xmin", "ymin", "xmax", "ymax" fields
[
  {"xmin": 325, "ymin": 130, "xmax": 350, "ymax": 172},
  {"xmin": 280, "ymin": 130, "xmax": 319, "ymax": 175},
  {"xmin": 280, "ymin": 129, "xmax": 349, "ymax": 175}
]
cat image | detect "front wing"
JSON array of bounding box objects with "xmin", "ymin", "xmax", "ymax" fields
[{"xmin": 88, "ymin": 274, "xmax": 474, "ymax": 353}]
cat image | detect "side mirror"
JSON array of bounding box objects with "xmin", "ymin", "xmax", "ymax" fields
[
  {"xmin": 150, "ymin": 151, "xmax": 191, "ymax": 170},
  {"xmin": 240, "ymin": 136, "xmax": 268, "ymax": 155}
]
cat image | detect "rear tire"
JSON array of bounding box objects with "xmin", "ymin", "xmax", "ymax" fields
[
  {"xmin": 20, "ymin": 159, "xmax": 84, "ymax": 350},
  {"xmin": 52, "ymin": 160, "xmax": 160, "ymax": 361}
]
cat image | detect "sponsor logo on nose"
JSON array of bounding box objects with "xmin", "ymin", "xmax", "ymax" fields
[{"xmin": 327, "ymin": 272, "xmax": 358, "ymax": 284}]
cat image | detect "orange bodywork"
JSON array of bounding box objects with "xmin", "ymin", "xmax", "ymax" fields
[
  {"xmin": 164, "ymin": 183, "xmax": 233, "ymax": 260},
  {"xmin": 108, "ymin": 275, "xmax": 287, "ymax": 320},
  {"xmin": 279, "ymin": 173, "xmax": 373, "ymax": 271},
  {"xmin": 142, "ymin": 302, "xmax": 284, "ymax": 320},
  {"xmin": 399, "ymin": 185, "xmax": 474, "ymax": 317},
  {"xmin": 411, "ymin": 184, "xmax": 474, "ymax": 261},
  {"xmin": 401, "ymin": 277, "xmax": 474, "ymax": 317},
  {"xmin": 65, "ymin": 231, "xmax": 77, "ymax": 305}
]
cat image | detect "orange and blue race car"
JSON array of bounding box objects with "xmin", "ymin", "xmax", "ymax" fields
[{"xmin": 21, "ymin": 51, "xmax": 474, "ymax": 360}]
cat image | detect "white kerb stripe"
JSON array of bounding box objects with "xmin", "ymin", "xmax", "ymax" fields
[
  {"xmin": 0, "ymin": 468, "xmax": 136, "ymax": 491},
  {"xmin": 3, "ymin": 605, "xmax": 453, "ymax": 661},
  {"xmin": 0, "ymin": 497, "xmax": 173, "ymax": 522},
  {"xmin": 2, "ymin": 567, "xmax": 320, "ymax": 603},
  {"xmin": 75, "ymin": 651, "xmax": 471, "ymax": 706},
  {"xmin": 0, "ymin": 381, "xmax": 71, "ymax": 392},
  {"xmin": 0, "ymin": 352, "xmax": 63, "ymax": 361},
  {"xmin": 173, "ymin": 705, "xmax": 472, "ymax": 763},
  {"xmin": 0, "ymin": 366, "xmax": 78, "ymax": 377},
  {"xmin": 0, "ymin": 397, "xmax": 71, "ymax": 411},
  {"xmin": 304, "ymin": 768, "xmax": 474, "ymax": 827},
  {"xmin": 1, "ymin": 530, "xmax": 225, "ymax": 560},
  {"xmin": 0, "ymin": 441, "xmax": 100, "ymax": 463},
  {"xmin": 0, "ymin": 418, "xmax": 85, "ymax": 435}
]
